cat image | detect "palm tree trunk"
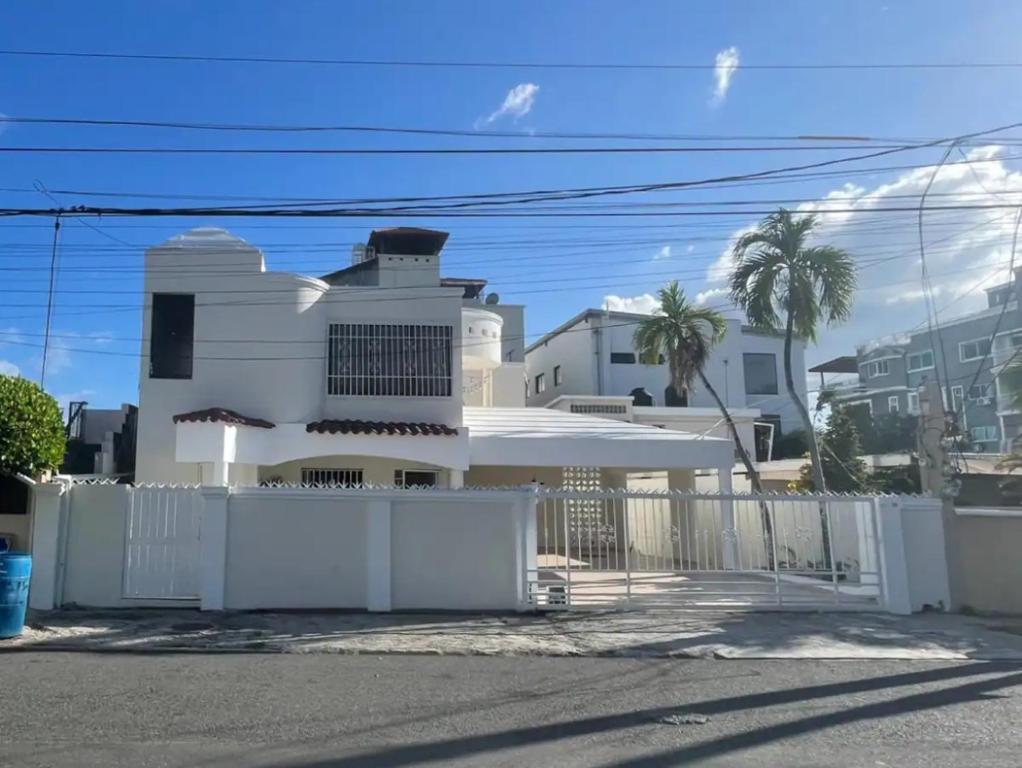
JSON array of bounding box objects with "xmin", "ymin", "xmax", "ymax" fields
[
  {"xmin": 783, "ymin": 309, "xmax": 833, "ymax": 568},
  {"xmin": 697, "ymin": 369, "xmax": 775, "ymax": 570}
]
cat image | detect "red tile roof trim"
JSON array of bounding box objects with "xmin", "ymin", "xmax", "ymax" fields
[
  {"xmin": 306, "ymin": 420, "xmax": 458, "ymax": 436},
  {"xmin": 172, "ymin": 408, "xmax": 276, "ymax": 429}
]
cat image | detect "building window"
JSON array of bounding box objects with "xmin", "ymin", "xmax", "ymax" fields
[
  {"xmin": 960, "ymin": 338, "xmax": 992, "ymax": 363},
  {"xmin": 553, "ymin": 365, "xmax": 562, "ymax": 386},
  {"xmin": 301, "ymin": 468, "xmax": 363, "ymax": 487},
  {"xmin": 327, "ymin": 323, "xmax": 452, "ymax": 397},
  {"xmin": 149, "ymin": 293, "xmax": 194, "ymax": 379},
  {"xmin": 535, "ymin": 372, "xmax": 546, "ymax": 393},
  {"xmin": 610, "ymin": 352, "xmax": 636, "ymax": 364},
  {"xmin": 888, "ymin": 395, "xmax": 900, "ymax": 413},
  {"xmin": 968, "ymin": 383, "xmax": 993, "ymax": 401},
  {"xmin": 951, "ymin": 385, "xmax": 965, "ymax": 414},
  {"xmin": 743, "ymin": 353, "xmax": 778, "ymax": 395},
  {"xmin": 907, "ymin": 391, "xmax": 920, "ymax": 414},
  {"xmin": 394, "ymin": 469, "xmax": 438, "ymax": 488},
  {"xmin": 866, "ymin": 359, "xmax": 890, "ymax": 378},
  {"xmin": 970, "ymin": 425, "xmax": 999, "ymax": 443},
  {"xmin": 906, "ymin": 350, "xmax": 934, "ymax": 372},
  {"xmin": 754, "ymin": 415, "xmax": 782, "ymax": 462}
]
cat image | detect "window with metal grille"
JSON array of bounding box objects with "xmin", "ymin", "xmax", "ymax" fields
[
  {"xmin": 301, "ymin": 468, "xmax": 364, "ymax": 487},
  {"xmin": 327, "ymin": 323, "xmax": 453, "ymax": 397}
]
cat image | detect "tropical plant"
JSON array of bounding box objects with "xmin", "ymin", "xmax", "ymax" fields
[
  {"xmin": 793, "ymin": 406, "xmax": 872, "ymax": 493},
  {"xmin": 0, "ymin": 374, "xmax": 66, "ymax": 477},
  {"xmin": 633, "ymin": 282, "xmax": 765, "ymax": 493},
  {"xmin": 728, "ymin": 208, "xmax": 857, "ymax": 493}
]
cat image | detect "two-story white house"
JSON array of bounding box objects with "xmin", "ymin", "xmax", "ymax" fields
[
  {"xmin": 135, "ymin": 227, "xmax": 737, "ymax": 491},
  {"xmin": 524, "ymin": 308, "xmax": 808, "ymax": 462}
]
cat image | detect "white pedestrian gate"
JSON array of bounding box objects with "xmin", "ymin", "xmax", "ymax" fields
[
  {"xmin": 122, "ymin": 485, "xmax": 203, "ymax": 599},
  {"xmin": 530, "ymin": 489, "xmax": 883, "ymax": 610}
]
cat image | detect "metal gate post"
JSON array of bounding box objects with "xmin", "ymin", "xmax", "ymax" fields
[{"xmin": 621, "ymin": 495, "xmax": 631, "ymax": 606}]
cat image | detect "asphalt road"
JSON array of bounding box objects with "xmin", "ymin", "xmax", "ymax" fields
[{"xmin": 2, "ymin": 653, "xmax": 1022, "ymax": 767}]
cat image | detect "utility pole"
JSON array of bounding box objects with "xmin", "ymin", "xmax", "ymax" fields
[{"xmin": 917, "ymin": 379, "xmax": 961, "ymax": 610}]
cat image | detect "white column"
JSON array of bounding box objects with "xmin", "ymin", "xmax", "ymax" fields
[
  {"xmin": 449, "ymin": 470, "xmax": 464, "ymax": 489},
  {"xmin": 210, "ymin": 461, "xmax": 228, "ymax": 487},
  {"xmin": 513, "ymin": 488, "xmax": 539, "ymax": 610},
  {"xmin": 876, "ymin": 496, "xmax": 912, "ymax": 615},
  {"xmin": 718, "ymin": 464, "xmax": 738, "ymax": 569},
  {"xmin": 366, "ymin": 499, "xmax": 392, "ymax": 611},
  {"xmin": 28, "ymin": 482, "xmax": 67, "ymax": 610},
  {"xmin": 199, "ymin": 486, "xmax": 230, "ymax": 611}
]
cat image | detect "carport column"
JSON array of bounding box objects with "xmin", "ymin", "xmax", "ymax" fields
[
  {"xmin": 717, "ymin": 464, "xmax": 739, "ymax": 570},
  {"xmin": 449, "ymin": 470, "xmax": 464, "ymax": 489},
  {"xmin": 199, "ymin": 486, "xmax": 230, "ymax": 611},
  {"xmin": 28, "ymin": 481, "xmax": 68, "ymax": 610},
  {"xmin": 366, "ymin": 499, "xmax": 392, "ymax": 611}
]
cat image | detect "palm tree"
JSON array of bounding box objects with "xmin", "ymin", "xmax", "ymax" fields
[
  {"xmin": 728, "ymin": 208, "xmax": 856, "ymax": 493},
  {"xmin": 633, "ymin": 281, "xmax": 766, "ymax": 495}
]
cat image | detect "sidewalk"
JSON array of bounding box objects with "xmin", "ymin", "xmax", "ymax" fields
[{"xmin": 6, "ymin": 609, "xmax": 1022, "ymax": 659}]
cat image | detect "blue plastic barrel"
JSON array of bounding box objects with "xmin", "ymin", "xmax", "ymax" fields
[{"xmin": 0, "ymin": 553, "xmax": 32, "ymax": 639}]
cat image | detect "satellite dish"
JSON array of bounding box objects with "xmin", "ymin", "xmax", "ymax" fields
[{"xmin": 485, "ymin": 292, "xmax": 500, "ymax": 305}]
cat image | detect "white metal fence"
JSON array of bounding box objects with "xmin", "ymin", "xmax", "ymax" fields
[{"xmin": 531, "ymin": 489, "xmax": 882, "ymax": 610}]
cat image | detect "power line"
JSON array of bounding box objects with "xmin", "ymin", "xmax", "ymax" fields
[
  {"xmin": 4, "ymin": 48, "xmax": 1022, "ymax": 71},
  {"xmin": 7, "ymin": 115, "xmax": 1022, "ymax": 145}
]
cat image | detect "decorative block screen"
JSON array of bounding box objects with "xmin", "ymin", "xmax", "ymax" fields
[{"xmin": 327, "ymin": 323, "xmax": 453, "ymax": 397}]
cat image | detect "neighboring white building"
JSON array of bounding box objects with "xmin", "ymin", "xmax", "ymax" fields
[
  {"xmin": 524, "ymin": 308, "xmax": 808, "ymax": 458},
  {"xmin": 135, "ymin": 227, "xmax": 736, "ymax": 489}
]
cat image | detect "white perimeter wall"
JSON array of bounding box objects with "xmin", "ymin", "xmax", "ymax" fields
[{"xmin": 225, "ymin": 494, "xmax": 368, "ymax": 609}]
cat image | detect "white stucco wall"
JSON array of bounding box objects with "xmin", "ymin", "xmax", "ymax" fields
[
  {"xmin": 224, "ymin": 495, "xmax": 368, "ymax": 609},
  {"xmin": 136, "ymin": 229, "xmax": 468, "ymax": 483},
  {"xmin": 390, "ymin": 498, "xmax": 519, "ymax": 610},
  {"xmin": 526, "ymin": 316, "xmax": 597, "ymax": 406}
]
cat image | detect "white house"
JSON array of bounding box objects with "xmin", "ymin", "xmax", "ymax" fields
[
  {"xmin": 135, "ymin": 227, "xmax": 737, "ymax": 491},
  {"xmin": 524, "ymin": 308, "xmax": 808, "ymax": 460}
]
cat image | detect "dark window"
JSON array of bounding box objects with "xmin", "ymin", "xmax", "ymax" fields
[
  {"xmin": 149, "ymin": 293, "xmax": 194, "ymax": 379},
  {"xmin": 610, "ymin": 352, "xmax": 636, "ymax": 364},
  {"xmin": 535, "ymin": 372, "xmax": 546, "ymax": 393},
  {"xmin": 394, "ymin": 469, "xmax": 439, "ymax": 488},
  {"xmin": 553, "ymin": 365, "xmax": 562, "ymax": 386},
  {"xmin": 743, "ymin": 353, "xmax": 778, "ymax": 395}
]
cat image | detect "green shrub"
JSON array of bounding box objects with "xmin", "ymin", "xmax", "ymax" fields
[{"xmin": 0, "ymin": 375, "xmax": 66, "ymax": 477}]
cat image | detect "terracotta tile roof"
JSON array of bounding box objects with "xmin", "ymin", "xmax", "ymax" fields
[
  {"xmin": 306, "ymin": 420, "xmax": 458, "ymax": 436},
  {"xmin": 172, "ymin": 408, "xmax": 275, "ymax": 429}
]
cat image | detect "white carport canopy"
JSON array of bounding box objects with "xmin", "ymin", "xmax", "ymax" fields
[{"xmin": 463, "ymin": 407, "xmax": 734, "ymax": 470}]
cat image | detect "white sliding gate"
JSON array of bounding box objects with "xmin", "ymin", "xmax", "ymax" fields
[
  {"xmin": 122, "ymin": 485, "xmax": 203, "ymax": 599},
  {"xmin": 530, "ymin": 489, "xmax": 883, "ymax": 610}
]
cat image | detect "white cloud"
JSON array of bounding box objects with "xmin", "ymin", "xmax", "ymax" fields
[
  {"xmin": 711, "ymin": 46, "xmax": 740, "ymax": 105},
  {"xmin": 480, "ymin": 83, "xmax": 540, "ymax": 126},
  {"xmin": 0, "ymin": 360, "xmax": 19, "ymax": 376},
  {"xmin": 602, "ymin": 293, "xmax": 661, "ymax": 315},
  {"xmin": 653, "ymin": 245, "xmax": 672, "ymax": 261},
  {"xmin": 706, "ymin": 145, "xmax": 1022, "ymax": 362},
  {"xmin": 696, "ymin": 287, "xmax": 730, "ymax": 306}
]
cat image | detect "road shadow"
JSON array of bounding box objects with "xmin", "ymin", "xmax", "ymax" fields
[{"xmin": 246, "ymin": 662, "xmax": 1022, "ymax": 768}]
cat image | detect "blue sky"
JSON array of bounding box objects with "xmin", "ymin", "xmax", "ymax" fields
[{"xmin": 2, "ymin": 0, "xmax": 1022, "ymax": 411}]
